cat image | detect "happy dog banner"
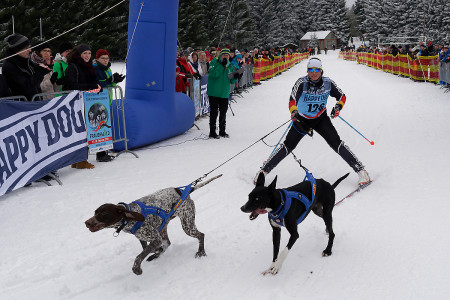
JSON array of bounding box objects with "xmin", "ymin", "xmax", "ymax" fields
[
  {"xmin": 0, "ymin": 91, "xmax": 87, "ymax": 195},
  {"xmin": 83, "ymin": 90, "xmax": 113, "ymax": 154}
]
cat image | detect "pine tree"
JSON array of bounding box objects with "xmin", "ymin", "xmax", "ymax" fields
[
  {"xmin": 220, "ymin": 0, "xmax": 255, "ymax": 49},
  {"xmin": 178, "ymin": 0, "xmax": 209, "ymax": 49}
]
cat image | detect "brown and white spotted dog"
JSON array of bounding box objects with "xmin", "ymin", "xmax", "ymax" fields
[{"xmin": 85, "ymin": 175, "xmax": 222, "ymax": 275}]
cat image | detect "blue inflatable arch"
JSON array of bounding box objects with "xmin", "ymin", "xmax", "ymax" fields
[{"xmin": 114, "ymin": 0, "xmax": 195, "ymax": 150}]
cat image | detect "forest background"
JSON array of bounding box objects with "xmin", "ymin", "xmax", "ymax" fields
[{"xmin": 0, "ymin": 0, "xmax": 448, "ymax": 58}]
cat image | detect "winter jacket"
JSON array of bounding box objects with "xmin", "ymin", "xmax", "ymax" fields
[
  {"xmin": 53, "ymin": 53, "xmax": 69, "ymax": 91},
  {"xmin": 93, "ymin": 61, "xmax": 116, "ymax": 88},
  {"xmin": 207, "ymin": 57, "xmax": 237, "ymax": 99},
  {"xmin": 0, "ymin": 74, "xmax": 11, "ymax": 98},
  {"xmin": 64, "ymin": 52, "xmax": 98, "ymax": 91},
  {"xmin": 198, "ymin": 60, "xmax": 209, "ymax": 76},
  {"xmin": 30, "ymin": 51, "xmax": 57, "ymax": 95},
  {"xmin": 231, "ymin": 54, "xmax": 242, "ymax": 69},
  {"xmin": 2, "ymin": 54, "xmax": 49, "ymax": 100}
]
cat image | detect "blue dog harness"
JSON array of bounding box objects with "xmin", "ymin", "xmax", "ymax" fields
[
  {"xmin": 268, "ymin": 171, "xmax": 317, "ymax": 227},
  {"xmin": 118, "ymin": 184, "xmax": 194, "ymax": 234}
]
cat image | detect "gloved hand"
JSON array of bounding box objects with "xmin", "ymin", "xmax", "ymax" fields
[
  {"xmin": 290, "ymin": 110, "xmax": 301, "ymax": 122},
  {"xmin": 50, "ymin": 72, "xmax": 59, "ymax": 84},
  {"xmin": 233, "ymin": 73, "xmax": 240, "ymax": 79},
  {"xmin": 331, "ymin": 103, "xmax": 343, "ymax": 119},
  {"xmin": 55, "ymin": 76, "xmax": 66, "ymax": 86},
  {"xmin": 193, "ymin": 73, "xmax": 201, "ymax": 80},
  {"xmin": 112, "ymin": 73, "xmax": 126, "ymax": 83},
  {"xmin": 221, "ymin": 58, "xmax": 228, "ymax": 67}
]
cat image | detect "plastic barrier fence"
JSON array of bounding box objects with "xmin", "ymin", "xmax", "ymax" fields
[{"xmin": 339, "ymin": 51, "xmax": 441, "ymax": 83}]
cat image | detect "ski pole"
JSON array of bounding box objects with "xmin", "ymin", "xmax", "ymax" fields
[{"xmin": 338, "ymin": 116, "xmax": 374, "ymax": 145}]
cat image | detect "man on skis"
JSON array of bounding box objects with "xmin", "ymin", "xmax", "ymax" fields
[{"xmin": 254, "ymin": 57, "xmax": 371, "ymax": 186}]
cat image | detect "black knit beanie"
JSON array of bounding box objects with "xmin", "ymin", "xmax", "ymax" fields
[
  {"xmin": 4, "ymin": 33, "xmax": 30, "ymax": 54},
  {"xmin": 77, "ymin": 44, "xmax": 91, "ymax": 54}
]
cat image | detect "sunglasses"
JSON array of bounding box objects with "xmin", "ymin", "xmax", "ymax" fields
[{"xmin": 307, "ymin": 68, "xmax": 322, "ymax": 73}]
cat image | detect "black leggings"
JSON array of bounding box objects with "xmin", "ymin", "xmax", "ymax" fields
[{"xmin": 263, "ymin": 114, "xmax": 363, "ymax": 173}]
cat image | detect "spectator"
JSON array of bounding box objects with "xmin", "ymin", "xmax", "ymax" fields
[
  {"xmin": 30, "ymin": 42, "xmax": 59, "ymax": 97},
  {"xmin": 64, "ymin": 44, "xmax": 100, "ymax": 92},
  {"xmin": 177, "ymin": 49, "xmax": 195, "ymax": 82},
  {"xmin": 418, "ymin": 44, "xmax": 429, "ymax": 56},
  {"xmin": 440, "ymin": 45, "xmax": 449, "ymax": 62},
  {"xmin": 93, "ymin": 48, "xmax": 125, "ymax": 163},
  {"xmin": 175, "ymin": 65, "xmax": 187, "ymax": 93},
  {"xmin": 64, "ymin": 44, "xmax": 100, "ymax": 169},
  {"xmin": 188, "ymin": 52, "xmax": 202, "ymax": 79},
  {"xmin": 2, "ymin": 33, "xmax": 50, "ymax": 100},
  {"xmin": 207, "ymin": 48, "xmax": 238, "ymax": 139},
  {"xmin": 93, "ymin": 49, "xmax": 125, "ymax": 89},
  {"xmin": 198, "ymin": 51, "xmax": 209, "ymax": 76},
  {"xmin": 53, "ymin": 41, "xmax": 73, "ymax": 91}
]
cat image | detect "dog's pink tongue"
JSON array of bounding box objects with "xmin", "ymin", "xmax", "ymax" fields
[{"xmin": 255, "ymin": 209, "xmax": 268, "ymax": 214}]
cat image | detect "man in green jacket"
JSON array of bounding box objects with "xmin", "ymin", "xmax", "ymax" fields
[{"xmin": 207, "ymin": 48, "xmax": 238, "ymax": 138}]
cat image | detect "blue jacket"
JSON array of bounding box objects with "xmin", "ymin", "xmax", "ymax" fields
[{"xmin": 93, "ymin": 62, "xmax": 115, "ymax": 88}]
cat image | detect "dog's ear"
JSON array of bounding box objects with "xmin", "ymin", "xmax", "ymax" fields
[
  {"xmin": 124, "ymin": 211, "xmax": 145, "ymax": 222},
  {"xmin": 268, "ymin": 175, "xmax": 277, "ymax": 190},
  {"xmin": 256, "ymin": 171, "xmax": 265, "ymax": 186}
]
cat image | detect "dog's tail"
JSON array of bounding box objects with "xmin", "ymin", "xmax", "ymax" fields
[
  {"xmin": 191, "ymin": 174, "xmax": 223, "ymax": 192},
  {"xmin": 332, "ymin": 173, "xmax": 350, "ymax": 189}
]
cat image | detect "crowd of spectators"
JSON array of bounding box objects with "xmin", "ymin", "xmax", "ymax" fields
[
  {"xmin": 1, "ymin": 33, "xmax": 127, "ymax": 176},
  {"xmin": 342, "ymin": 41, "xmax": 449, "ymax": 61},
  {"xmin": 175, "ymin": 45, "xmax": 310, "ymax": 92}
]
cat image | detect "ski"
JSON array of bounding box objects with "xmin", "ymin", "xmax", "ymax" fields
[{"xmin": 335, "ymin": 180, "xmax": 373, "ymax": 206}]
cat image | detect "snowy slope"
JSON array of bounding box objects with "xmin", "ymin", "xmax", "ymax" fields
[{"xmin": 1, "ymin": 51, "xmax": 449, "ymax": 300}]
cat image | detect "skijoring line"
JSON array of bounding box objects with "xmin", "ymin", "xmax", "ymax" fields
[{"xmin": 192, "ymin": 119, "xmax": 292, "ymax": 185}]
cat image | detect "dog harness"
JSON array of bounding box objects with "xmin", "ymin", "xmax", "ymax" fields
[
  {"xmin": 268, "ymin": 171, "xmax": 317, "ymax": 227},
  {"xmin": 118, "ymin": 184, "xmax": 194, "ymax": 234}
]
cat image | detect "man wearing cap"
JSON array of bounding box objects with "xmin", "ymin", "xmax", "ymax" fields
[
  {"xmin": 2, "ymin": 33, "xmax": 51, "ymax": 100},
  {"xmin": 207, "ymin": 48, "xmax": 238, "ymax": 138},
  {"xmin": 254, "ymin": 58, "xmax": 371, "ymax": 186}
]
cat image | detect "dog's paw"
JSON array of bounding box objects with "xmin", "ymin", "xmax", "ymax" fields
[
  {"xmin": 322, "ymin": 250, "xmax": 332, "ymax": 257},
  {"xmin": 146, "ymin": 253, "xmax": 160, "ymax": 262},
  {"xmin": 195, "ymin": 250, "xmax": 206, "ymax": 258},
  {"xmin": 132, "ymin": 265, "xmax": 143, "ymax": 275},
  {"xmin": 262, "ymin": 262, "xmax": 280, "ymax": 275}
]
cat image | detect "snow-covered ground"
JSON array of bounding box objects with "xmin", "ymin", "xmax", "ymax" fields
[{"xmin": 1, "ymin": 51, "xmax": 449, "ymax": 300}]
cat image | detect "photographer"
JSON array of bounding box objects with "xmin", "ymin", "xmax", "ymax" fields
[{"xmin": 207, "ymin": 48, "xmax": 238, "ymax": 139}]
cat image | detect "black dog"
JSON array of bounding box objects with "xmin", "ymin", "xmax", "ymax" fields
[{"xmin": 241, "ymin": 172, "xmax": 349, "ymax": 275}]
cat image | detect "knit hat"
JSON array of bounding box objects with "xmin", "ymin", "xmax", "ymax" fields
[
  {"xmin": 77, "ymin": 44, "xmax": 91, "ymax": 54},
  {"xmin": 96, "ymin": 49, "xmax": 110, "ymax": 59},
  {"xmin": 58, "ymin": 41, "xmax": 73, "ymax": 54},
  {"xmin": 219, "ymin": 48, "xmax": 231, "ymax": 56},
  {"xmin": 4, "ymin": 33, "xmax": 30, "ymax": 54},
  {"xmin": 307, "ymin": 58, "xmax": 322, "ymax": 69},
  {"xmin": 34, "ymin": 42, "xmax": 51, "ymax": 54}
]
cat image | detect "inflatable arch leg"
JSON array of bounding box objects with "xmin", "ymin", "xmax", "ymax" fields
[{"xmin": 114, "ymin": 0, "xmax": 195, "ymax": 151}]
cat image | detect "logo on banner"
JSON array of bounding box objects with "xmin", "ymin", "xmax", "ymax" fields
[{"xmin": 84, "ymin": 90, "xmax": 113, "ymax": 154}]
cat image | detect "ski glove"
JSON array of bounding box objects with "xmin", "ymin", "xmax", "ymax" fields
[
  {"xmin": 112, "ymin": 73, "xmax": 126, "ymax": 83},
  {"xmin": 331, "ymin": 103, "xmax": 342, "ymax": 119},
  {"xmin": 290, "ymin": 110, "xmax": 301, "ymax": 122}
]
